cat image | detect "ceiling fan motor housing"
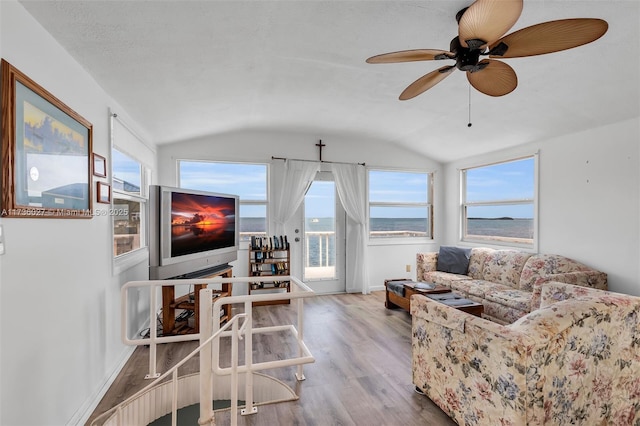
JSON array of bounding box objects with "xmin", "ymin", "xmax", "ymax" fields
[{"xmin": 450, "ymin": 36, "xmax": 486, "ymax": 72}]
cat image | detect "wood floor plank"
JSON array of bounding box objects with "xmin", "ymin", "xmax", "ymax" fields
[{"xmin": 86, "ymin": 291, "xmax": 455, "ymax": 425}]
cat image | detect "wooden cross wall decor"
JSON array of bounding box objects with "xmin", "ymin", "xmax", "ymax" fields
[{"xmin": 315, "ymin": 140, "xmax": 326, "ymax": 161}]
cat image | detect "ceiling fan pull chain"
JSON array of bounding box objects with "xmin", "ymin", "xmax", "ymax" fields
[{"xmin": 468, "ymin": 84, "xmax": 472, "ymax": 127}]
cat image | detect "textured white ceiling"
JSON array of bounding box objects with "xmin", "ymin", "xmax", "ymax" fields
[{"xmin": 19, "ymin": 0, "xmax": 640, "ymax": 163}]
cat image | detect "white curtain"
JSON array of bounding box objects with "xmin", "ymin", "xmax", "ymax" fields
[
  {"xmin": 273, "ymin": 160, "xmax": 321, "ymax": 236},
  {"xmin": 331, "ymin": 163, "xmax": 369, "ymax": 294}
]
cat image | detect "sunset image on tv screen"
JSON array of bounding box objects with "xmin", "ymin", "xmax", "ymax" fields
[{"xmin": 170, "ymin": 192, "xmax": 236, "ymax": 258}]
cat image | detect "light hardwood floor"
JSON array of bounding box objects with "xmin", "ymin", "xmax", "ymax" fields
[{"xmin": 87, "ymin": 291, "xmax": 455, "ymax": 426}]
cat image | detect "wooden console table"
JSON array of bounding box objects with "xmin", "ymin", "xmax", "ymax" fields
[{"xmin": 162, "ymin": 266, "xmax": 233, "ymax": 335}]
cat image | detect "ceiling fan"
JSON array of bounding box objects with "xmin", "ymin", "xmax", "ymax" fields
[{"xmin": 366, "ymin": 0, "xmax": 608, "ymax": 99}]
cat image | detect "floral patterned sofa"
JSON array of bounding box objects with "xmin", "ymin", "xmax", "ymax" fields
[
  {"xmin": 411, "ymin": 282, "xmax": 640, "ymax": 425},
  {"xmin": 416, "ymin": 247, "xmax": 608, "ymax": 324}
]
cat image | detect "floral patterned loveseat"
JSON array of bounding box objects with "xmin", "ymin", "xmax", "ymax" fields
[
  {"xmin": 416, "ymin": 248, "xmax": 608, "ymax": 324},
  {"xmin": 411, "ymin": 282, "xmax": 640, "ymax": 425}
]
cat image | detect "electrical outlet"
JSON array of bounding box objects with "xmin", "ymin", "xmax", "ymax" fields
[{"xmin": 405, "ymin": 264, "xmax": 411, "ymax": 273}]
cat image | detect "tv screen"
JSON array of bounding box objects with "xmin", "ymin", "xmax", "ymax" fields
[
  {"xmin": 149, "ymin": 185, "xmax": 239, "ymax": 280},
  {"xmin": 170, "ymin": 191, "xmax": 236, "ymax": 258}
]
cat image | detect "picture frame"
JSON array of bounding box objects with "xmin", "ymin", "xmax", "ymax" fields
[
  {"xmin": 93, "ymin": 153, "xmax": 107, "ymax": 178},
  {"xmin": 97, "ymin": 181, "xmax": 111, "ymax": 204},
  {"xmin": 1, "ymin": 59, "xmax": 93, "ymax": 218}
]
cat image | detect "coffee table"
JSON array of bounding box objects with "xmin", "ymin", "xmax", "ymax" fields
[
  {"xmin": 384, "ymin": 279, "xmax": 449, "ymax": 312},
  {"xmin": 384, "ymin": 278, "xmax": 483, "ymax": 317}
]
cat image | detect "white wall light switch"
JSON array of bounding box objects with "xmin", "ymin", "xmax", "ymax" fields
[{"xmin": 0, "ymin": 224, "xmax": 5, "ymax": 255}]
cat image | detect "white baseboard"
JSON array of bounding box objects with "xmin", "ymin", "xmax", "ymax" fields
[{"xmin": 68, "ymin": 345, "xmax": 135, "ymax": 426}]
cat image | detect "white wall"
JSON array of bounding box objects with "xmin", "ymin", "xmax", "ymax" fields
[
  {"xmin": 442, "ymin": 117, "xmax": 640, "ymax": 296},
  {"xmin": 157, "ymin": 129, "xmax": 444, "ymax": 292},
  {"xmin": 0, "ymin": 2, "xmax": 154, "ymax": 425}
]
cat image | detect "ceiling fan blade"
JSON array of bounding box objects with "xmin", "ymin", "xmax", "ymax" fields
[
  {"xmin": 467, "ymin": 59, "xmax": 517, "ymax": 97},
  {"xmin": 399, "ymin": 65, "xmax": 456, "ymax": 100},
  {"xmin": 366, "ymin": 49, "xmax": 454, "ymax": 64},
  {"xmin": 489, "ymin": 18, "xmax": 608, "ymax": 58},
  {"xmin": 458, "ymin": 0, "xmax": 523, "ymax": 49}
]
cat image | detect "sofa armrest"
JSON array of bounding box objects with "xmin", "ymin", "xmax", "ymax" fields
[
  {"xmin": 539, "ymin": 281, "xmax": 621, "ymax": 309},
  {"xmin": 511, "ymin": 286, "xmax": 640, "ymax": 425},
  {"xmin": 530, "ymin": 270, "xmax": 608, "ymax": 310},
  {"xmin": 416, "ymin": 252, "xmax": 438, "ymax": 282}
]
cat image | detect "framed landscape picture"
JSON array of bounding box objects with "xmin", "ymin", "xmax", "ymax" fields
[{"xmin": 1, "ymin": 59, "xmax": 93, "ymax": 218}]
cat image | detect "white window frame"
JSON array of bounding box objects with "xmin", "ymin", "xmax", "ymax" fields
[
  {"xmin": 177, "ymin": 160, "xmax": 269, "ymax": 242},
  {"xmin": 110, "ymin": 114, "xmax": 153, "ymax": 274},
  {"xmin": 460, "ymin": 154, "xmax": 538, "ymax": 250},
  {"xmin": 367, "ymin": 167, "xmax": 434, "ymax": 245}
]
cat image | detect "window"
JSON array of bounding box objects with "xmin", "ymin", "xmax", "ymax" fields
[
  {"xmin": 178, "ymin": 161, "xmax": 268, "ymax": 241},
  {"xmin": 112, "ymin": 148, "xmax": 147, "ymax": 257},
  {"xmin": 461, "ymin": 155, "xmax": 536, "ymax": 248},
  {"xmin": 368, "ymin": 169, "xmax": 432, "ymax": 239}
]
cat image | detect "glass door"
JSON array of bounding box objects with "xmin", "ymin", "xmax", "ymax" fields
[{"xmin": 303, "ymin": 173, "xmax": 345, "ymax": 293}]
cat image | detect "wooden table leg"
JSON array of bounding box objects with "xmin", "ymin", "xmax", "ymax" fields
[{"xmin": 162, "ymin": 286, "xmax": 175, "ymax": 335}]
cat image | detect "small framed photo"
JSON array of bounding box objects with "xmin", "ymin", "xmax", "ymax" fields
[
  {"xmin": 97, "ymin": 181, "xmax": 111, "ymax": 204},
  {"xmin": 93, "ymin": 153, "xmax": 107, "ymax": 178}
]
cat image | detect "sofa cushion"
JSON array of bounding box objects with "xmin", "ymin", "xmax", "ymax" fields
[
  {"xmin": 467, "ymin": 247, "xmax": 495, "ymax": 279},
  {"xmin": 449, "ymin": 279, "xmax": 509, "ymax": 298},
  {"xmin": 423, "ymin": 271, "xmax": 472, "ymax": 287},
  {"xmin": 485, "ymin": 289, "xmax": 533, "ymax": 312},
  {"xmin": 436, "ymin": 246, "xmax": 472, "ymax": 274},
  {"xmin": 481, "ymin": 299, "xmax": 529, "ymax": 325},
  {"xmin": 481, "ymin": 250, "xmax": 533, "ymax": 288}
]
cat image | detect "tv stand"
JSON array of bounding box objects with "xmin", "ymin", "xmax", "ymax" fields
[{"xmin": 161, "ymin": 265, "xmax": 233, "ymax": 335}]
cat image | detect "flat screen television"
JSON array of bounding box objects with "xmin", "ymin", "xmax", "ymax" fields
[{"xmin": 149, "ymin": 185, "xmax": 239, "ymax": 280}]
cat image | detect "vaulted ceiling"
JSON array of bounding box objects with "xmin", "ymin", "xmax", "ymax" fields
[{"xmin": 19, "ymin": 0, "xmax": 640, "ymax": 163}]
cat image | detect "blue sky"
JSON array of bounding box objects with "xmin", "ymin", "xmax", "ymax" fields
[
  {"xmin": 305, "ymin": 181, "xmax": 335, "ymax": 218},
  {"xmin": 177, "ymin": 159, "xmax": 534, "ymax": 219},
  {"xmin": 112, "ymin": 149, "xmax": 141, "ymax": 188},
  {"xmin": 465, "ymin": 157, "xmax": 534, "ymax": 218},
  {"xmin": 179, "ymin": 161, "xmax": 266, "ymax": 200}
]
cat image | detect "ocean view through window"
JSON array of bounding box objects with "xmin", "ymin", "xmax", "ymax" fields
[
  {"xmin": 462, "ymin": 156, "xmax": 536, "ymax": 247},
  {"xmin": 368, "ymin": 169, "xmax": 432, "ymax": 239},
  {"xmin": 112, "ymin": 148, "xmax": 145, "ymax": 257},
  {"xmin": 178, "ymin": 161, "xmax": 268, "ymax": 241}
]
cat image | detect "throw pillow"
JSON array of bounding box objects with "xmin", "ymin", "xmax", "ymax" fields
[{"xmin": 436, "ymin": 246, "xmax": 472, "ymax": 275}]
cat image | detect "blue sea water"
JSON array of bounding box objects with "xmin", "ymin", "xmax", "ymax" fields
[
  {"xmin": 241, "ymin": 217, "xmax": 533, "ymax": 266},
  {"xmin": 466, "ymin": 218, "xmax": 533, "ymax": 239}
]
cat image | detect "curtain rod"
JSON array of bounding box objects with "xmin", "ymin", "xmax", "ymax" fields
[{"xmin": 271, "ymin": 156, "xmax": 365, "ymax": 166}]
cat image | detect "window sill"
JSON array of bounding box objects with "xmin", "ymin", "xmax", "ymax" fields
[
  {"xmin": 113, "ymin": 247, "xmax": 149, "ymax": 275},
  {"xmin": 368, "ymin": 236, "xmax": 434, "ymax": 247},
  {"xmin": 459, "ymin": 237, "xmax": 536, "ymax": 252}
]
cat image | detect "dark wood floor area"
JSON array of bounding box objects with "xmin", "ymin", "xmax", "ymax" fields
[{"xmin": 87, "ymin": 291, "xmax": 455, "ymax": 426}]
